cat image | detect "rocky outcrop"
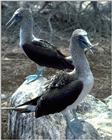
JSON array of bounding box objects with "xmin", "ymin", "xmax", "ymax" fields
[{"xmin": 8, "ymin": 77, "xmax": 112, "ymax": 139}]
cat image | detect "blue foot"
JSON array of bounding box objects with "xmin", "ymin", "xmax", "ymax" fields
[
  {"xmin": 25, "ymin": 74, "xmax": 40, "ymax": 84},
  {"xmin": 68, "ymin": 118, "xmax": 84, "ymax": 138},
  {"xmin": 25, "ymin": 68, "xmax": 44, "ymax": 84}
]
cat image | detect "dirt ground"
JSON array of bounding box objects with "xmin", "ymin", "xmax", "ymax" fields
[{"xmin": 1, "ymin": 4, "xmax": 111, "ymax": 140}]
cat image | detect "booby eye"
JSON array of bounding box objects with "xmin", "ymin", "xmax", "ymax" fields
[
  {"xmin": 15, "ymin": 13, "xmax": 22, "ymax": 20},
  {"xmin": 78, "ymin": 35, "xmax": 88, "ymax": 49},
  {"xmin": 78, "ymin": 35, "xmax": 87, "ymax": 45}
]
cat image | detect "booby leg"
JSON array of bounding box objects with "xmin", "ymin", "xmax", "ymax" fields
[
  {"xmin": 63, "ymin": 109, "xmax": 83, "ymax": 139},
  {"xmin": 25, "ymin": 66, "xmax": 45, "ymax": 84}
]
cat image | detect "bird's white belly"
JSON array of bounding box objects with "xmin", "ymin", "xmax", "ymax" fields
[{"xmin": 67, "ymin": 76, "xmax": 94, "ymax": 111}]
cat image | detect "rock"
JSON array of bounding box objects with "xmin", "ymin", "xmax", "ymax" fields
[
  {"xmin": 66, "ymin": 119, "xmax": 100, "ymax": 139},
  {"xmin": 10, "ymin": 77, "xmax": 47, "ymax": 107},
  {"xmin": 8, "ymin": 77, "xmax": 112, "ymax": 139},
  {"xmin": 103, "ymin": 95, "xmax": 112, "ymax": 110},
  {"xmin": 77, "ymin": 95, "xmax": 112, "ymax": 139}
]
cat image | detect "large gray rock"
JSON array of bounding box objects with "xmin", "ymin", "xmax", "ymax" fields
[
  {"xmin": 77, "ymin": 95, "xmax": 112, "ymax": 139},
  {"xmin": 8, "ymin": 77, "xmax": 112, "ymax": 139},
  {"xmin": 104, "ymin": 95, "xmax": 112, "ymax": 110}
]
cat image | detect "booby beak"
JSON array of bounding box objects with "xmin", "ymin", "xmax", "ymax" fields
[
  {"xmin": 83, "ymin": 35, "xmax": 98, "ymax": 54},
  {"xmin": 6, "ymin": 12, "xmax": 22, "ymax": 29},
  {"xmin": 6, "ymin": 16, "xmax": 16, "ymax": 29}
]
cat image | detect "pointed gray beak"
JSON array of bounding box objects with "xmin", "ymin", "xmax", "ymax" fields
[
  {"xmin": 6, "ymin": 16, "xmax": 16, "ymax": 29},
  {"xmin": 83, "ymin": 36, "xmax": 93, "ymax": 47},
  {"xmin": 83, "ymin": 36, "xmax": 98, "ymax": 54}
]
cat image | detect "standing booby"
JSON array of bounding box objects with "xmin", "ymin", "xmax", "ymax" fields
[
  {"xmin": 6, "ymin": 29, "xmax": 96, "ymax": 137},
  {"xmin": 6, "ymin": 8, "xmax": 74, "ymax": 83},
  {"xmin": 2, "ymin": 29, "xmax": 94, "ymax": 136}
]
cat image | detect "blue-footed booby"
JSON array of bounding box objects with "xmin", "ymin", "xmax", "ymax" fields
[
  {"xmin": 4, "ymin": 29, "xmax": 96, "ymax": 137},
  {"xmin": 6, "ymin": 8, "xmax": 74, "ymax": 83}
]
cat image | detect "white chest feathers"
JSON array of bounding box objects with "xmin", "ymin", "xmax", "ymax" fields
[{"xmin": 68, "ymin": 74, "xmax": 94, "ymax": 111}]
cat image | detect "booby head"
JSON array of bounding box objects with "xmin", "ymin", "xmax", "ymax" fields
[
  {"xmin": 71, "ymin": 29, "xmax": 97, "ymax": 54},
  {"xmin": 6, "ymin": 7, "xmax": 32, "ymax": 28}
]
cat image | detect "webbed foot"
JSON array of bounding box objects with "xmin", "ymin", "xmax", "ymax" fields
[
  {"xmin": 25, "ymin": 68, "xmax": 44, "ymax": 84},
  {"xmin": 68, "ymin": 118, "xmax": 84, "ymax": 138}
]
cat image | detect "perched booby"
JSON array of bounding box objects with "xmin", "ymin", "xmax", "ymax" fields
[
  {"xmin": 4, "ymin": 29, "xmax": 96, "ymax": 137},
  {"xmin": 2, "ymin": 29, "xmax": 94, "ymax": 137},
  {"xmin": 6, "ymin": 8, "xmax": 74, "ymax": 83}
]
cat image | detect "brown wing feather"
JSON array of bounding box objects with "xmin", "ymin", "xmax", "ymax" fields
[
  {"xmin": 35, "ymin": 80, "xmax": 83, "ymax": 117},
  {"xmin": 32, "ymin": 40, "xmax": 66, "ymax": 57},
  {"xmin": 15, "ymin": 71, "xmax": 83, "ymax": 118},
  {"xmin": 22, "ymin": 42, "xmax": 74, "ymax": 70}
]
